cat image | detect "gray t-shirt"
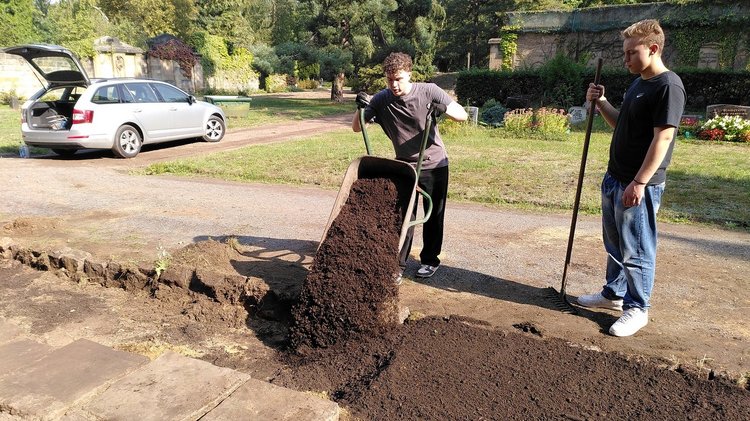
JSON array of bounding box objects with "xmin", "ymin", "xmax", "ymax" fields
[{"xmin": 363, "ymin": 83, "xmax": 453, "ymax": 170}]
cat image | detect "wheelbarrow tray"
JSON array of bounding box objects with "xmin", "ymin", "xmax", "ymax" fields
[{"xmin": 319, "ymin": 155, "xmax": 418, "ymax": 253}]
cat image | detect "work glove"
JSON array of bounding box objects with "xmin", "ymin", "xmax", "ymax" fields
[
  {"xmin": 431, "ymin": 102, "xmax": 447, "ymax": 117},
  {"xmin": 356, "ymin": 92, "xmax": 371, "ymax": 108}
]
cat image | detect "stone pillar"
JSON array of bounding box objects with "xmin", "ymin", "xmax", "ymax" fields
[{"xmin": 488, "ymin": 38, "xmax": 503, "ymax": 70}]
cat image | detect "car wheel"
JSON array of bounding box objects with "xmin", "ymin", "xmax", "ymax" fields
[
  {"xmin": 112, "ymin": 124, "xmax": 142, "ymax": 158},
  {"xmin": 51, "ymin": 149, "xmax": 77, "ymax": 157},
  {"xmin": 202, "ymin": 116, "xmax": 225, "ymax": 142}
]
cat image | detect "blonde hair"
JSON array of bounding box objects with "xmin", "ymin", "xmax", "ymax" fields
[{"xmin": 622, "ymin": 19, "xmax": 665, "ymax": 51}]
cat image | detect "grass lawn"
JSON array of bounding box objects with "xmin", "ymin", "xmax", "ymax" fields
[
  {"xmin": 212, "ymin": 94, "xmax": 352, "ymax": 128},
  {"xmin": 144, "ymin": 120, "xmax": 750, "ymax": 231},
  {"xmin": 0, "ymin": 106, "xmax": 23, "ymax": 154}
]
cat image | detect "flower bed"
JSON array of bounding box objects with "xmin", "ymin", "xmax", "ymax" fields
[{"xmin": 697, "ymin": 115, "xmax": 750, "ymax": 142}]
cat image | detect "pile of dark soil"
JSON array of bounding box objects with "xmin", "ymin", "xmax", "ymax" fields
[
  {"xmin": 288, "ymin": 177, "xmax": 411, "ymax": 350},
  {"xmin": 275, "ymin": 315, "xmax": 750, "ymax": 420}
]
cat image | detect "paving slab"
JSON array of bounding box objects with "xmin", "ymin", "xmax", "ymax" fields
[
  {"xmin": 82, "ymin": 350, "xmax": 250, "ymax": 421},
  {"xmin": 201, "ymin": 378, "xmax": 340, "ymax": 421},
  {"xmin": 0, "ymin": 319, "xmax": 22, "ymax": 345},
  {"xmin": 0, "ymin": 338, "xmax": 149, "ymax": 420},
  {"xmin": 0, "ymin": 339, "xmax": 54, "ymax": 378}
]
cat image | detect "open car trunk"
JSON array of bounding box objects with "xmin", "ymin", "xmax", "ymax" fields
[{"xmin": 27, "ymin": 100, "xmax": 76, "ymax": 130}]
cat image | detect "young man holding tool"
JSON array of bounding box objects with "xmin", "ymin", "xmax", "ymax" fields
[
  {"xmin": 577, "ymin": 19, "xmax": 686, "ymax": 336},
  {"xmin": 352, "ymin": 52, "xmax": 467, "ymax": 280}
]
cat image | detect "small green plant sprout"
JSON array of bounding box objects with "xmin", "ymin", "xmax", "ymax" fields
[{"xmin": 154, "ymin": 246, "xmax": 172, "ymax": 279}]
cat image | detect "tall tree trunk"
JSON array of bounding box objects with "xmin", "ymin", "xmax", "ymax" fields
[{"xmin": 331, "ymin": 72, "xmax": 345, "ymax": 102}]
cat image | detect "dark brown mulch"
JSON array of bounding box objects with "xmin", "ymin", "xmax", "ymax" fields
[
  {"xmin": 275, "ymin": 315, "xmax": 750, "ymax": 420},
  {"xmin": 274, "ymin": 172, "xmax": 750, "ymax": 420},
  {"xmin": 288, "ymin": 176, "xmax": 411, "ymax": 351}
]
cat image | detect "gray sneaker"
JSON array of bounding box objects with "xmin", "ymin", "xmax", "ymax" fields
[
  {"xmin": 416, "ymin": 264, "xmax": 438, "ymax": 278},
  {"xmin": 576, "ymin": 293, "xmax": 623, "ymax": 311}
]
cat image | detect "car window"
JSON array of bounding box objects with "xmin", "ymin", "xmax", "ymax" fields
[
  {"xmin": 91, "ymin": 86, "xmax": 121, "ymax": 104},
  {"xmin": 123, "ymin": 83, "xmax": 159, "ymax": 103},
  {"xmin": 38, "ymin": 87, "xmax": 67, "ymax": 102},
  {"xmin": 152, "ymin": 83, "xmax": 188, "ymax": 103},
  {"xmin": 31, "ymin": 56, "xmax": 78, "ymax": 75}
]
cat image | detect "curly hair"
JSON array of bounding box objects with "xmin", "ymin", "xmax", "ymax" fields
[
  {"xmin": 622, "ymin": 19, "xmax": 665, "ymax": 51},
  {"xmin": 383, "ymin": 52, "xmax": 413, "ymax": 75}
]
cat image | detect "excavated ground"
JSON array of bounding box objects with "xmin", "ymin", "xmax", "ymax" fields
[{"xmin": 2, "ymin": 176, "xmax": 748, "ymax": 420}]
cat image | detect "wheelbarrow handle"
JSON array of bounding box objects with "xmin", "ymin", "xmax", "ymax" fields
[
  {"xmin": 407, "ymin": 186, "xmax": 433, "ymax": 228},
  {"xmin": 358, "ymin": 107, "xmax": 373, "ymax": 155}
]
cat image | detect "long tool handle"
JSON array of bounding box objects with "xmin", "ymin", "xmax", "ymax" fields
[
  {"xmin": 358, "ymin": 107, "xmax": 373, "ymax": 155},
  {"xmin": 560, "ymin": 57, "xmax": 603, "ymax": 296},
  {"xmin": 414, "ymin": 107, "xmax": 435, "ymax": 179}
]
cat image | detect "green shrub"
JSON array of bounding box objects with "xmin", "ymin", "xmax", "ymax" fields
[
  {"xmin": 0, "ymin": 90, "xmax": 24, "ymax": 105},
  {"xmin": 538, "ymin": 54, "xmax": 586, "ymax": 109},
  {"xmin": 265, "ymin": 74, "xmax": 288, "ymax": 93},
  {"xmin": 503, "ymin": 108, "xmax": 534, "ymax": 135},
  {"xmin": 480, "ymin": 102, "xmax": 508, "ymax": 127},
  {"xmin": 296, "ymin": 79, "xmax": 321, "ymax": 89},
  {"xmin": 502, "ymin": 107, "xmax": 570, "ymax": 140},
  {"xmin": 534, "ymin": 107, "xmax": 570, "ymax": 140}
]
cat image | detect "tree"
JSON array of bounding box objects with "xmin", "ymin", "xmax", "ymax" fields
[
  {"xmin": 98, "ymin": 0, "xmax": 197, "ymax": 41},
  {"xmin": 45, "ymin": 0, "xmax": 110, "ymax": 58},
  {"xmin": 0, "ymin": 0, "xmax": 37, "ymax": 46},
  {"xmin": 438, "ymin": 0, "xmax": 513, "ymax": 71}
]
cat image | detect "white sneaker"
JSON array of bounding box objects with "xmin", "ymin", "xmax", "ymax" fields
[
  {"xmin": 415, "ymin": 264, "xmax": 438, "ymax": 278},
  {"xmin": 393, "ymin": 271, "xmax": 403, "ymax": 286},
  {"xmin": 609, "ymin": 308, "xmax": 649, "ymax": 337},
  {"xmin": 576, "ymin": 293, "xmax": 623, "ymax": 311}
]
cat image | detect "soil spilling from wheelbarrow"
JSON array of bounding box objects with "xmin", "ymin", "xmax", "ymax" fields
[{"xmin": 288, "ymin": 176, "xmax": 412, "ymax": 351}]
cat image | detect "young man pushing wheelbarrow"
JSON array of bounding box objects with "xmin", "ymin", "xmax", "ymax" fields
[{"xmin": 353, "ymin": 52, "xmax": 467, "ymax": 282}]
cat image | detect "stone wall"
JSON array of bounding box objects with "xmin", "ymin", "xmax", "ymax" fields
[{"xmin": 489, "ymin": 3, "xmax": 750, "ymax": 71}]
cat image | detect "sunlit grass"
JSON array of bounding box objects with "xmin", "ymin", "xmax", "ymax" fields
[{"xmin": 145, "ymin": 122, "xmax": 750, "ymax": 231}]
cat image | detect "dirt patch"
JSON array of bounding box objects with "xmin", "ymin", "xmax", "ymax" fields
[
  {"xmin": 274, "ymin": 316, "xmax": 750, "ymax": 420},
  {"xmin": 2, "ymin": 231, "xmax": 749, "ymax": 419},
  {"xmin": 2, "ymin": 217, "xmax": 63, "ymax": 235}
]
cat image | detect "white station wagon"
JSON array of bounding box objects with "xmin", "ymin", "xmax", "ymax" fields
[{"xmin": 5, "ymin": 44, "xmax": 227, "ymax": 158}]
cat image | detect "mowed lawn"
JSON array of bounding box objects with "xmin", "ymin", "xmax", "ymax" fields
[{"xmin": 143, "ymin": 119, "xmax": 750, "ymax": 231}]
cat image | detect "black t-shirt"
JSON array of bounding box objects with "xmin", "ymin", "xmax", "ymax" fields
[
  {"xmin": 364, "ymin": 83, "xmax": 453, "ymax": 170},
  {"xmin": 608, "ymin": 71, "xmax": 686, "ymax": 184}
]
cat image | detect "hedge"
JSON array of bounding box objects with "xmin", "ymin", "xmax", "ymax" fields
[{"xmin": 456, "ymin": 68, "xmax": 750, "ymax": 113}]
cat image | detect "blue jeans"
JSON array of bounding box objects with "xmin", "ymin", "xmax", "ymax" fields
[{"xmin": 600, "ymin": 172, "xmax": 665, "ymax": 310}]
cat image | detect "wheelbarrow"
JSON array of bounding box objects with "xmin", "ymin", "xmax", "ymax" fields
[{"xmin": 318, "ymin": 104, "xmax": 439, "ymax": 253}]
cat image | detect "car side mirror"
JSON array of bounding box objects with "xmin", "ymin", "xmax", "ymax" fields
[{"xmin": 187, "ymin": 95, "xmax": 196, "ymax": 104}]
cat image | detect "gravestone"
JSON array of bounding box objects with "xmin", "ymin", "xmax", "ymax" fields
[
  {"xmin": 466, "ymin": 106, "xmax": 479, "ymax": 125},
  {"xmin": 698, "ymin": 43, "xmax": 721, "ymax": 69},
  {"xmin": 706, "ymin": 104, "xmax": 750, "ymax": 119},
  {"xmin": 567, "ymin": 106, "xmax": 587, "ymax": 124},
  {"xmin": 10, "ymin": 96, "xmax": 19, "ymax": 110}
]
